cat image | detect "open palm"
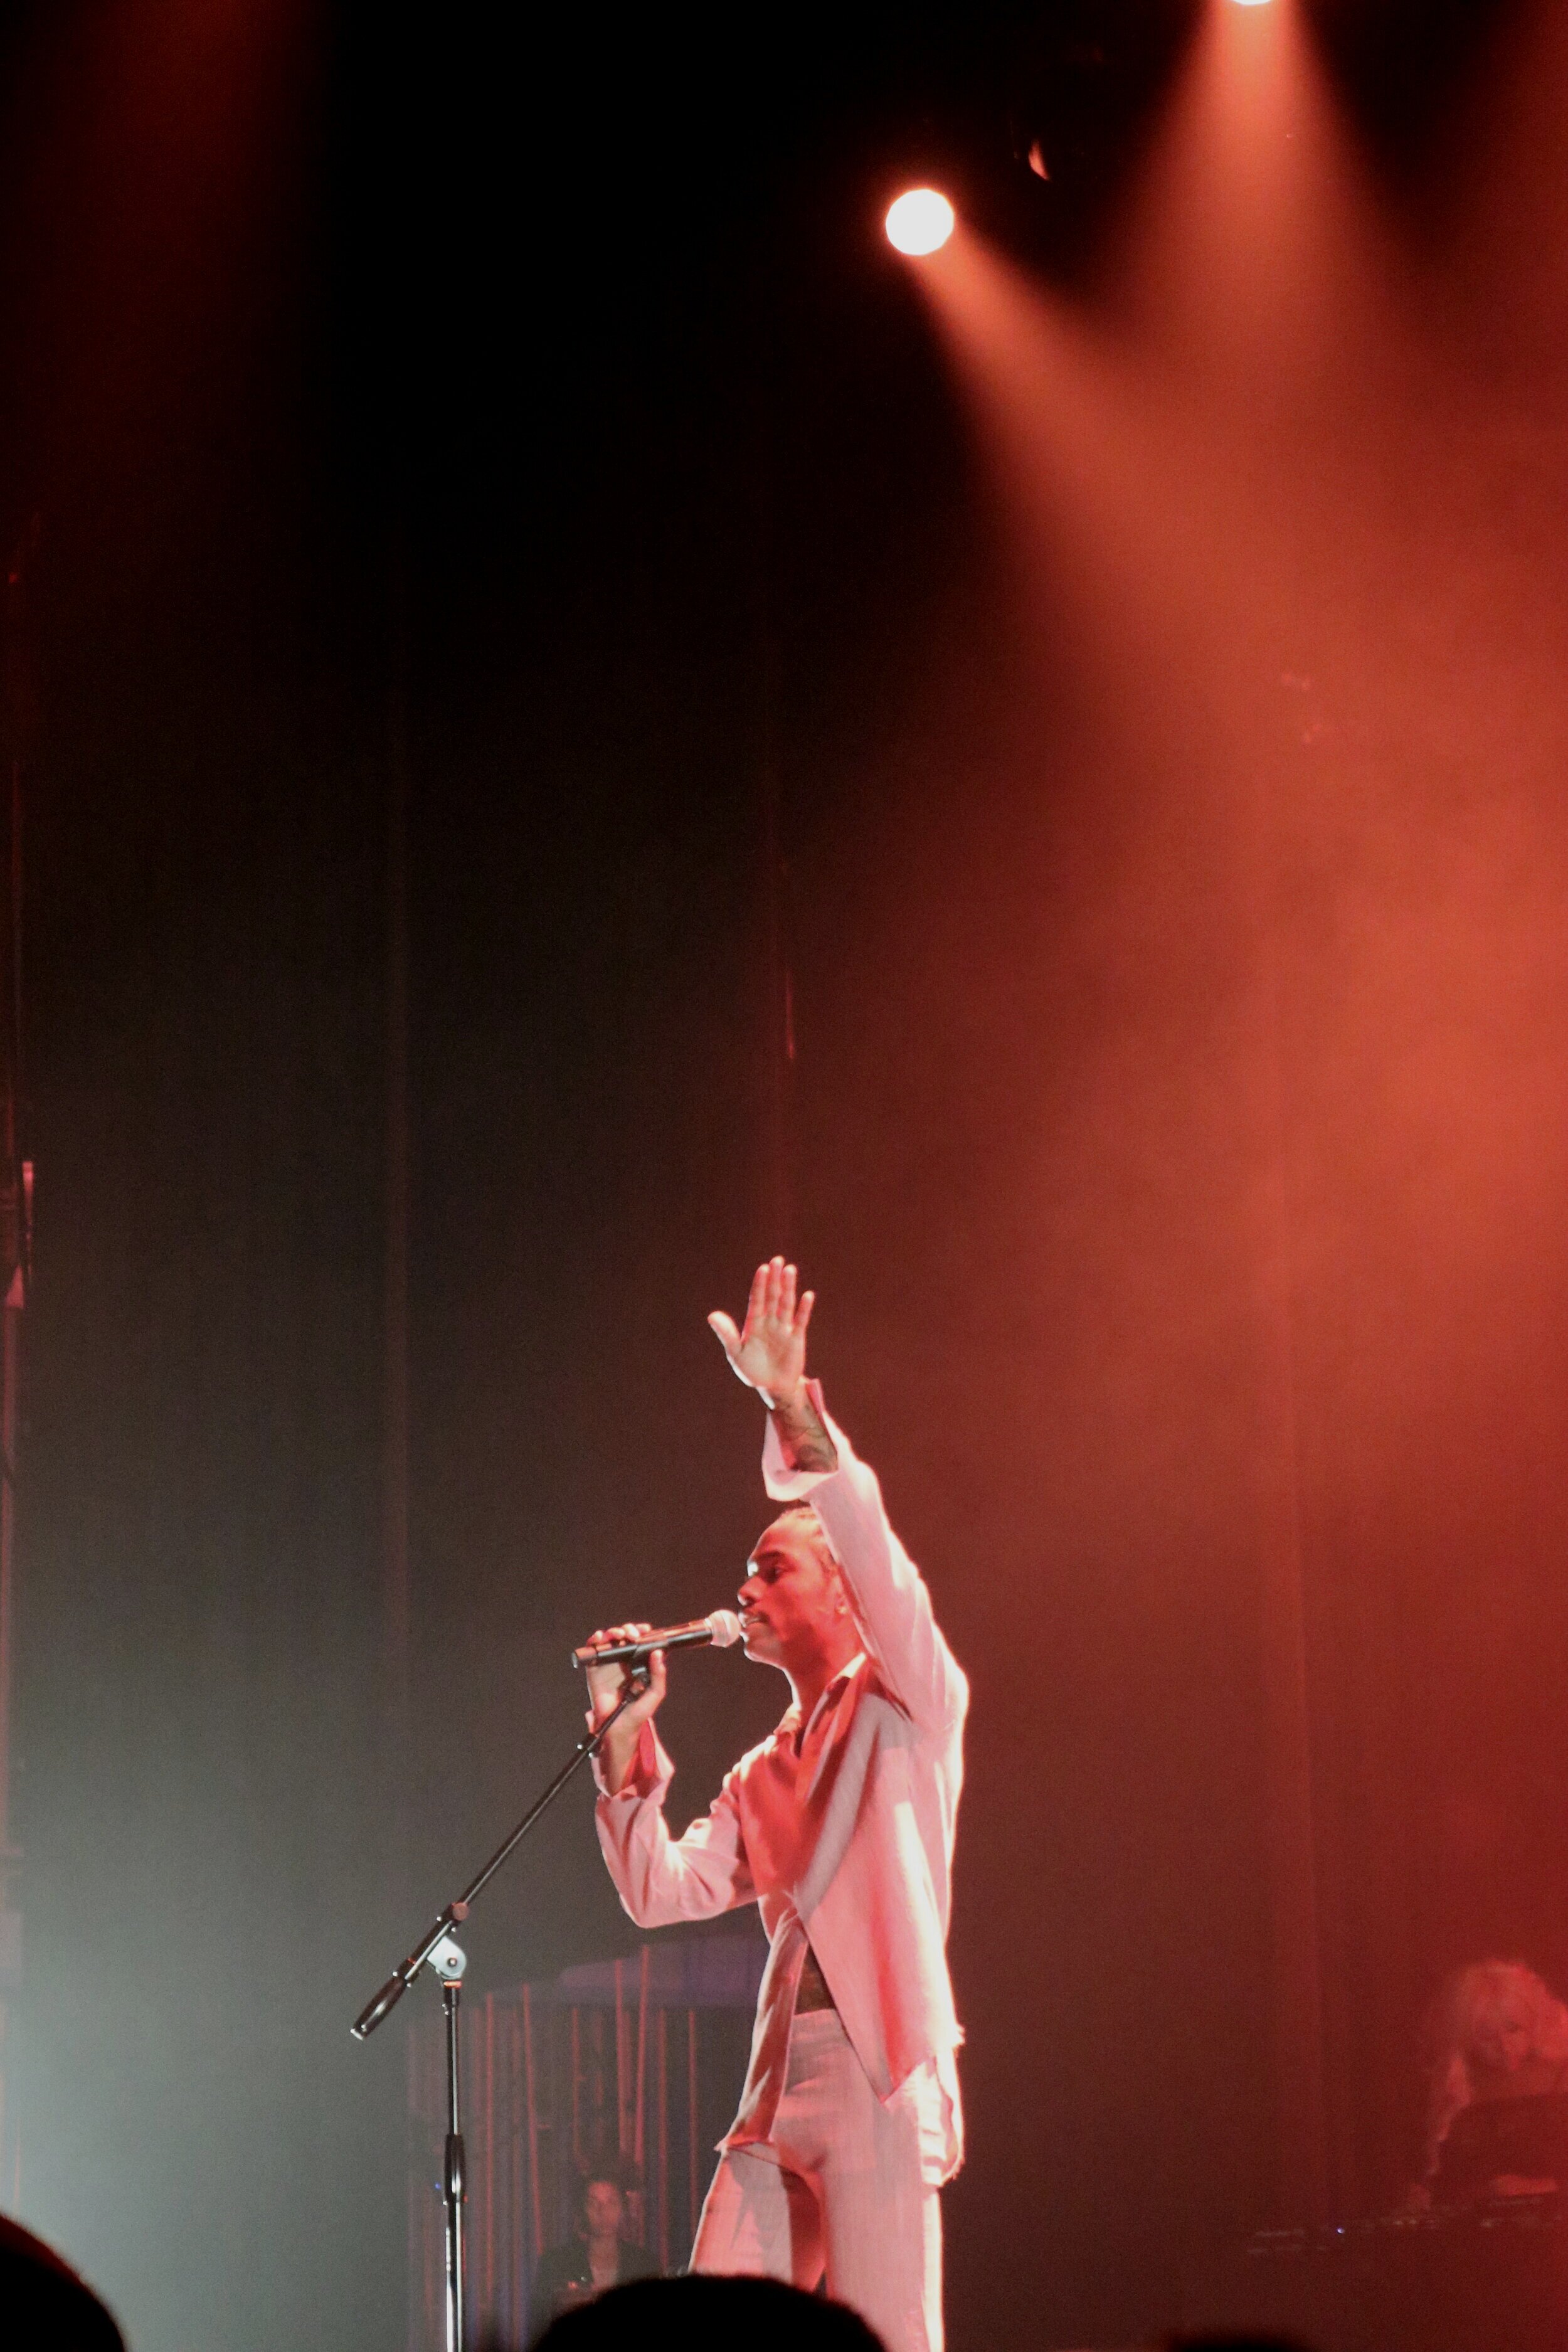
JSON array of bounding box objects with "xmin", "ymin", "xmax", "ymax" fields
[{"xmin": 708, "ymin": 1257, "xmax": 814, "ymax": 1406}]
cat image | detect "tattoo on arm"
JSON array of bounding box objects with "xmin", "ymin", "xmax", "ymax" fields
[{"xmin": 771, "ymin": 1387, "xmax": 839, "ymax": 1476}]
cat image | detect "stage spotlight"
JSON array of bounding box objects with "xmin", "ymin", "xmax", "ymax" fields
[
  {"xmin": 1229, "ymin": 0, "xmax": 1275, "ymax": 8},
  {"xmin": 885, "ymin": 188, "xmax": 955, "ymax": 256}
]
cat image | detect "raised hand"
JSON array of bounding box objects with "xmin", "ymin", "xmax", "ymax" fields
[{"xmin": 707, "ymin": 1257, "xmax": 815, "ymax": 1409}]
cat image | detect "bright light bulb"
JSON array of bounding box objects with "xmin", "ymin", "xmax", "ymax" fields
[{"xmin": 884, "ymin": 189, "xmax": 955, "ymax": 257}]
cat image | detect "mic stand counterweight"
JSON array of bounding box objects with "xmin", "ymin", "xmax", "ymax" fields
[{"xmin": 352, "ymin": 1671, "xmax": 650, "ymax": 2352}]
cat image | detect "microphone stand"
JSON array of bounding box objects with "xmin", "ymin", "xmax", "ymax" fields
[{"xmin": 352, "ymin": 1670, "xmax": 651, "ymax": 2352}]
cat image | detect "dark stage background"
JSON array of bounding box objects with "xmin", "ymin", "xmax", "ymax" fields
[{"xmin": 2, "ymin": 3, "xmax": 1567, "ymax": 2349}]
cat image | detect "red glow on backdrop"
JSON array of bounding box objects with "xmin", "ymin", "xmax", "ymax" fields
[
  {"xmin": 884, "ymin": 188, "xmax": 955, "ymax": 256},
  {"xmin": 901, "ymin": 0, "xmax": 1568, "ymax": 2234},
  {"xmin": 906, "ymin": 228, "xmax": 1261, "ymax": 714},
  {"xmin": 1111, "ymin": 0, "xmax": 1387, "ymax": 381}
]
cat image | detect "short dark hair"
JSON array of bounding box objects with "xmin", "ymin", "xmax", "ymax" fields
[
  {"xmin": 574, "ymin": 2151, "xmax": 639, "ymax": 2203},
  {"xmin": 767, "ymin": 1500, "xmax": 838, "ymax": 1564}
]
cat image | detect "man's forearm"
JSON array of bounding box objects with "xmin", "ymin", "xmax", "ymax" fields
[{"xmin": 769, "ymin": 1382, "xmax": 839, "ymax": 1475}]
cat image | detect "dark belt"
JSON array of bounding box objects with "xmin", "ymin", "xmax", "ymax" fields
[{"xmin": 795, "ymin": 1944, "xmax": 837, "ymax": 2015}]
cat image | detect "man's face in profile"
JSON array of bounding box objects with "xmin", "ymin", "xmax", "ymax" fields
[{"xmin": 737, "ymin": 1512, "xmax": 842, "ymax": 1669}]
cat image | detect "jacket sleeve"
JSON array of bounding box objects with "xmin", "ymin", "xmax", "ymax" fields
[
  {"xmin": 593, "ymin": 1722, "xmax": 757, "ymax": 1927},
  {"xmin": 763, "ymin": 1381, "xmax": 968, "ymax": 1735}
]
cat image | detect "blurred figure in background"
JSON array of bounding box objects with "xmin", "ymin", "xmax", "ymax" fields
[
  {"xmin": 529, "ymin": 2158, "xmax": 658, "ymax": 2336},
  {"xmin": 1417, "ymin": 1959, "xmax": 1568, "ymax": 2204}
]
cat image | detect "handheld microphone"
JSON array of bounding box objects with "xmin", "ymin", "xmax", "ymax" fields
[{"xmin": 571, "ymin": 1610, "xmax": 743, "ymax": 1671}]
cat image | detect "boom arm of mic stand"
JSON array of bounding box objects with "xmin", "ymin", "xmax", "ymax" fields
[{"xmin": 351, "ymin": 1669, "xmax": 650, "ymax": 2041}]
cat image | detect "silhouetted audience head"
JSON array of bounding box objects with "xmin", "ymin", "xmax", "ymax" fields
[
  {"xmin": 1167, "ymin": 2336, "xmax": 1319, "ymax": 2351},
  {"xmin": 534, "ymin": 2274, "xmax": 885, "ymax": 2352},
  {"xmin": 0, "ymin": 2215, "xmax": 125, "ymax": 2352}
]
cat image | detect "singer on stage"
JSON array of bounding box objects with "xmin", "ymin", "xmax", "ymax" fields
[{"xmin": 581, "ymin": 1259, "xmax": 968, "ymax": 2352}]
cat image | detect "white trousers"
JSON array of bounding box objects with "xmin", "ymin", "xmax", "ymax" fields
[{"xmin": 691, "ymin": 2009, "xmax": 946, "ymax": 2352}]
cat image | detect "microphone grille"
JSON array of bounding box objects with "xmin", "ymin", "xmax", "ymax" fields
[{"xmin": 706, "ymin": 1609, "xmax": 744, "ymax": 1648}]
